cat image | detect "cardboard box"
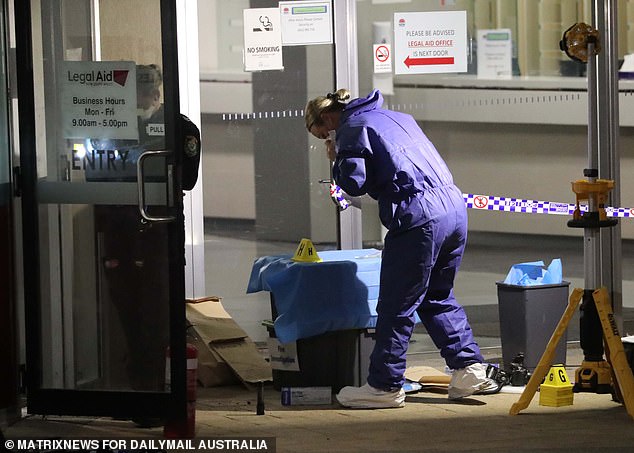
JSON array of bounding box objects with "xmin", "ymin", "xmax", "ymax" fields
[{"xmin": 186, "ymin": 297, "xmax": 272, "ymax": 388}]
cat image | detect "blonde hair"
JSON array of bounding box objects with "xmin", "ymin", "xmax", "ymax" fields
[{"xmin": 304, "ymin": 88, "xmax": 351, "ymax": 131}]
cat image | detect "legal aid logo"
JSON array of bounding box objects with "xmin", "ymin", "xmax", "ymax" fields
[
  {"xmin": 66, "ymin": 68, "xmax": 130, "ymax": 87},
  {"xmin": 113, "ymin": 70, "xmax": 129, "ymax": 87}
]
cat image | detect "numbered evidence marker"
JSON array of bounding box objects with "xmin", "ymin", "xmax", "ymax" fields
[
  {"xmin": 539, "ymin": 364, "xmax": 574, "ymax": 407},
  {"xmin": 291, "ymin": 238, "xmax": 322, "ymax": 263}
]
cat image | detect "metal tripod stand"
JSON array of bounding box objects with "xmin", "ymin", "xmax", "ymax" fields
[{"xmin": 509, "ymin": 22, "xmax": 634, "ymax": 418}]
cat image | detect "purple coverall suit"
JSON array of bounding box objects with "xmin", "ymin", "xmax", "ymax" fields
[{"xmin": 332, "ymin": 90, "xmax": 484, "ymax": 391}]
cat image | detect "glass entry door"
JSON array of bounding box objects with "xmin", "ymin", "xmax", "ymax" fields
[{"xmin": 17, "ymin": 0, "xmax": 188, "ymax": 418}]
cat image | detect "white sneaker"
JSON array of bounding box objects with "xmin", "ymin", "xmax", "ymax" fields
[
  {"xmin": 448, "ymin": 363, "xmax": 499, "ymax": 400},
  {"xmin": 336, "ymin": 383, "xmax": 405, "ymax": 408}
]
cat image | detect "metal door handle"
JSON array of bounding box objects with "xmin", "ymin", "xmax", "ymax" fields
[{"xmin": 137, "ymin": 149, "xmax": 175, "ymax": 222}]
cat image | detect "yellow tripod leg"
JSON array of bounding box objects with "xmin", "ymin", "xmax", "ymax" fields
[
  {"xmin": 510, "ymin": 287, "xmax": 583, "ymax": 416},
  {"xmin": 593, "ymin": 287, "xmax": 634, "ymax": 419}
]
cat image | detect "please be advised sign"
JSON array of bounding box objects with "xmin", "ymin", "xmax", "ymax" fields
[{"xmin": 394, "ymin": 11, "xmax": 467, "ymax": 75}]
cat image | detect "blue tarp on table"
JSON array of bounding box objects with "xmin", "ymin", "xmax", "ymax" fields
[{"xmin": 247, "ymin": 249, "xmax": 382, "ymax": 344}]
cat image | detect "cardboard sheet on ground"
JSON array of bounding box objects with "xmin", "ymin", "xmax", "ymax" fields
[
  {"xmin": 186, "ymin": 297, "xmax": 272, "ymax": 388},
  {"xmin": 404, "ymin": 366, "xmax": 450, "ymax": 386}
]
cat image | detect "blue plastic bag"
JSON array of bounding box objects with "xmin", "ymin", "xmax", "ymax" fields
[{"xmin": 503, "ymin": 259, "xmax": 563, "ymax": 286}]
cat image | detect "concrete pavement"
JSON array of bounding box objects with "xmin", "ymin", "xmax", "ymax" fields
[{"xmin": 5, "ymin": 344, "xmax": 634, "ymax": 453}]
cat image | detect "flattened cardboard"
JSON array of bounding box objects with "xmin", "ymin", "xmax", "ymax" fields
[
  {"xmin": 188, "ymin": 326, "xmax": 237, "ymax": 387},
  {"xmin": 187, "ymin": 301, "xmax": 247, "ymax": 343},
  {"xmin": 186, "ymin": 296, "xmax": 229, "ymax": 318},
  {"xmin": 213, "ymin": 338, "xmax": 273, "ymax": 385},
  {"xmin": 186, "ymin": 299, "xmax": 271, "ymax": 388},
  {"xmin": 404, "ymin": 365, "xmax": 447, "ymax": 383}
]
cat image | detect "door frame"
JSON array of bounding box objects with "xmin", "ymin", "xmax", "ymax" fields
[
  {"xmin": 15, "ymin": 0, "xmax": 188, "ymax": 419},
  {"xmin": 333, "ymin": 0, "xmax": 362, "ymax": 250},
  {"xmin": 0, "ymin": 0, "xmax": 18, "ymax": 423}
]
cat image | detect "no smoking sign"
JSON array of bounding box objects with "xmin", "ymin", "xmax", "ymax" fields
[
  {"xmin": 373, "ymin": 43, "xmax": 392, "ymax": 73},
  {"xmin": 473, "ymin": 195, "xmax": 489, "ymax": 209}
]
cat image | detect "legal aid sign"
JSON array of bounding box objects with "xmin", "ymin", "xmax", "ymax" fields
[{"xmin": 394, "ymin": 11, "xmax": 467, "ymax": 75}]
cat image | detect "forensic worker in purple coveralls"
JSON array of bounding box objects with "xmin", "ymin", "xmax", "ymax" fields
[{"xmin": 304, "ymin": 89, "xmax": 498, "ymax": 408}]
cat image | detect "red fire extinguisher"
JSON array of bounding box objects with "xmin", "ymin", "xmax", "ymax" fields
[{"xmin": 164, "ymin": 343, "xmax": 198, "ymax": 439}]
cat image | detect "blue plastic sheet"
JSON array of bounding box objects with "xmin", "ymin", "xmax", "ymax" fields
[
  {"xmin": 503, "ymin": 259, "xmax": 563, "ymax": 286},
  {"xmin": 247, "ymin": 249, "xmax": 382, "ymax": 343}
]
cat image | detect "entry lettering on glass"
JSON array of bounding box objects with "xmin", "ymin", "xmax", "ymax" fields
[{"xmin": 71, "ymin": 149, "xmax": 130, "ymax": 172}]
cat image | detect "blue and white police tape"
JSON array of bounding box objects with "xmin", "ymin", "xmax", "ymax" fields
[
  {"xmin": 329, "ymin": 189, "xmax": 633, "ymax": 218},
  {"xmin": 464, "ymin": 193, "xmax": 634, "ymax": 218},
  {"xmin": 330, "ymin": 184, "xmax": 351, "ymax": 210}
]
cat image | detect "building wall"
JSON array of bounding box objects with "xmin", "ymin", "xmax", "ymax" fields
[
  {"xmin": 424, "ymin": 121, "xmax": 634, "ymax": 239},
  {"xmin": 197, "ymin": 0, "xmax": 633, "ymax": 242}
]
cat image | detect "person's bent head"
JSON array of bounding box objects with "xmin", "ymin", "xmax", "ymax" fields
[{"xmin": 305, "ymin": 89, "xmax": 350, "ymax": 139}]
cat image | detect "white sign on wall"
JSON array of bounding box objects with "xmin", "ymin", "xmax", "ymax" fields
[
  {"xmin": 60, "ymin": 61, "xmax": 138, "ymax": 140},
  {"xmin": 394, "ymin": 11, "xmax": 467, "ymax": 75},
  {"xmin": 477, "ymin": 29, "xmax": 512, "ymax": 79},
  {"xmin": 373, "ymin": 44, "xmax": 393, "ymax": 73},
  {"xmin": 243, "ymin": 7, "xmax": 284, "ymax": 72},
  {"xmin": 279, "ymin": 0, "xmax": 333, "ymax": 46}
]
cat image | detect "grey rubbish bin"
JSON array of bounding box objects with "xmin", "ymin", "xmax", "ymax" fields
[{"xmin": 496, "ymin": 281, "xmax": 570, "ymax": 371}]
